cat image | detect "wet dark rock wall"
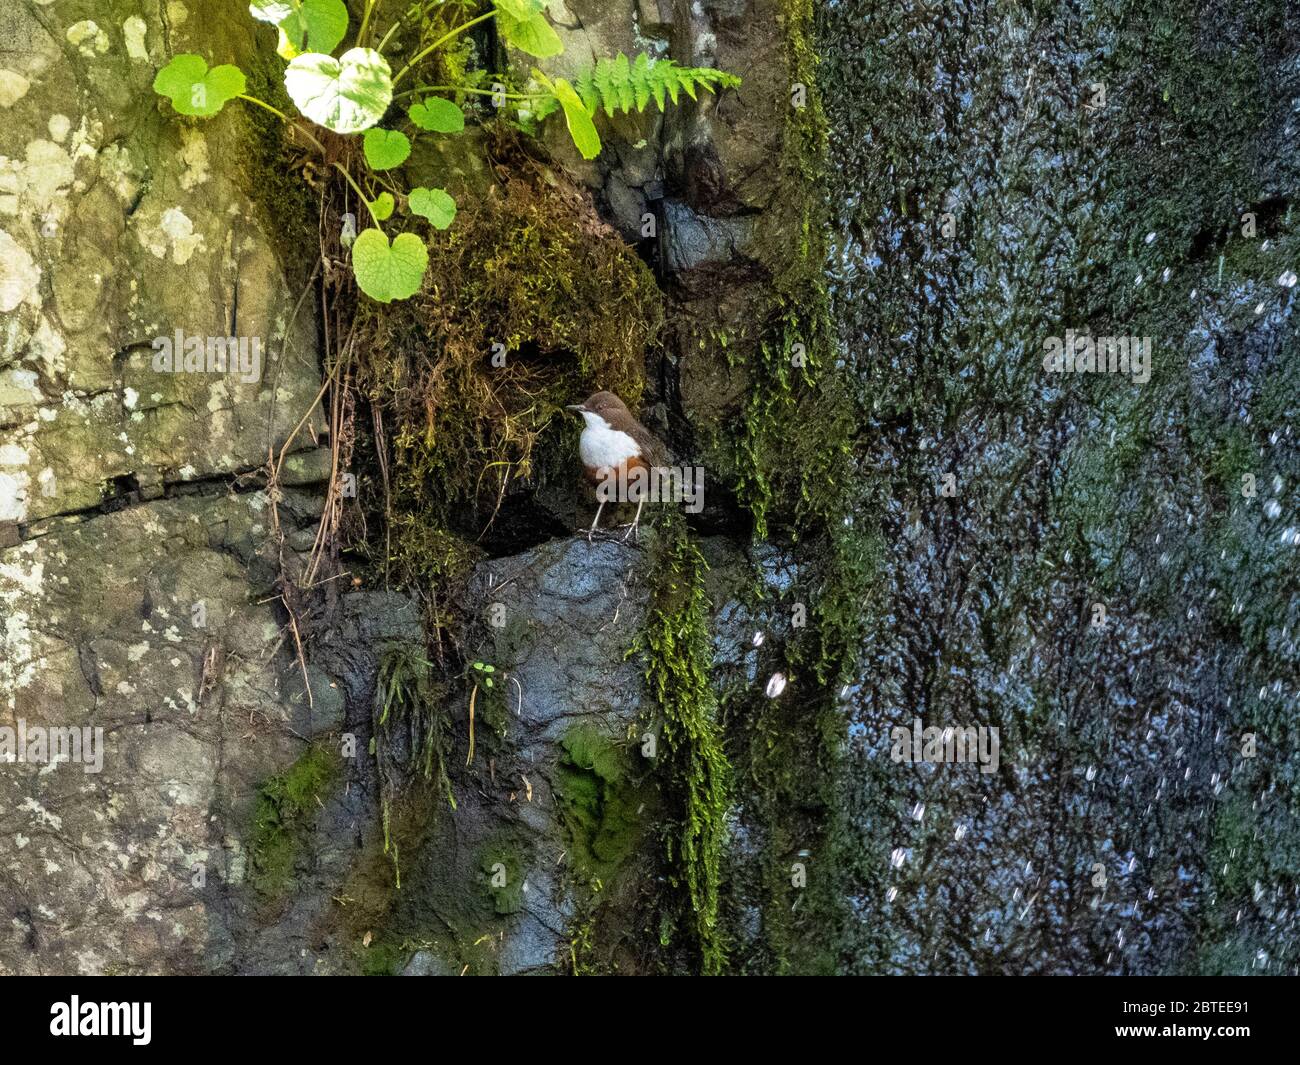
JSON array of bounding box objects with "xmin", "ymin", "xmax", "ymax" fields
[{"xmin": 822, "ymin": 0, "xmax": 1299, "ymax": 974}]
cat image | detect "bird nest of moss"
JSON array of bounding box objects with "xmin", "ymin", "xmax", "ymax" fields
[{"xmin": 348, "ymin": 149, "xmax": 661, "ymax": 598}]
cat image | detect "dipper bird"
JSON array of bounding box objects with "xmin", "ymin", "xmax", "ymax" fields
[{"xmin": 565, "ymin": 390, "xmax": 667, "ymax": 542}]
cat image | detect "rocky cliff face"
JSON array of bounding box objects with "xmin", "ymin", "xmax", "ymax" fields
[
  {"xmin": 0, "ymin": 0, "xmax": 331, "ymax": 975},
  {"xmin": 1, "ymin": 0, "xmax": 828, "ymax": 974}
]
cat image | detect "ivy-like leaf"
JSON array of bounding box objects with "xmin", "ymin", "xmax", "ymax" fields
[
  {"xmin": 276, "ymin": 0, "xmax": 348, "ymax": 58},
  {"xmin": 369, "ymin": 192, "xmax": 394, "ymax": 221},
  {"xmin": 153, "ymin": 55, "xmax": 247, "ymax": 118},
  {"xmin": 352, "ymin": 229, "xmax": 428, "ymax": 302},
  {"xmin": 363, "ymin": 128, "xmax": 411, "ymax": 170},
  {"xmin": 491, "ymin": 0, "xmax": 538, "ymax": 18},
  {"xmin": 284, "ymin": 47, "xmax": 392, "ymax": 133},
  {"xmin": 494, "ymin": 0, "xmax": 562, "ymax": 59},
  {"xmin": 408, "ymin": 187, "xmax": 456, "ymax": 229},
  {"xmin": 552, "ymin": 77, "xmax": 600, "ymax": 160},
  {"xmin": 408, "ymin": 96, "xmax": 464, "ymax": 133}
]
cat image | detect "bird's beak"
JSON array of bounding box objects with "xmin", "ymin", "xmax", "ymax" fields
[{"xmin": 565, "ymin": 404, "xmax": 583, "ymax": 413}]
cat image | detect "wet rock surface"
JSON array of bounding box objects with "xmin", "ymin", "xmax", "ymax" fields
[
  {"xmin": 822, "ymin": 0, "xmax": 1299, "ymax": 974},
  {"xmin": 373, "ymin": 538, "xmax": 653, "ymax": 975}
]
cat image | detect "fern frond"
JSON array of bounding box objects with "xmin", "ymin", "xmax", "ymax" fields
[{"xmin": 572, "ymin": 51, "xmax": 740, "ymax": 118}]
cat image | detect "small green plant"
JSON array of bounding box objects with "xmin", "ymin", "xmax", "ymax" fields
[
  {"xmin": 152, "ymin": 1, "xmax": 738, "ymax": 302},
  {"xmin": 248, "ymin": 743, "xmax": 338, "ymax": 899},
  {"xmin": 470, "ymin": 659, "xmax": 496, "ymax": 689},
  {"xmin": 467, "ymin": 659, "xmax": 517, "ymax": 765}
]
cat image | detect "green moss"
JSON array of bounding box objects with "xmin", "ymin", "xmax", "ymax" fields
[
  {"xmin": 1208, "ymin": 796, "xmax": 1266, "ymax": 901},
  {"xmin": 353, "ymin": 149, "xmax": 660, "ymax": 581},
  {"xmin": 636, "ymin": 521, "xmax": 731, "ymax": 974},
  {"xmin": 360, "ymin": 940, "xmax": 408, "ymax": 976},
  {"xmin": 376, "ymin": 644, "xmax": 454, "ymax": 797},
  {"xmin": 247, "ymin": 744, "xmax": 339, "ymax": 899},
  {"xmin": 554, "ymin": 724, "xmax": 642, "ymax": 880},
  {"xmin": 734, "ymin": 0, "xmax": 849, "ymax": 541},
  {"xmin": 698, "ymin": 0, "xmax": 875, "ymax": 975}
]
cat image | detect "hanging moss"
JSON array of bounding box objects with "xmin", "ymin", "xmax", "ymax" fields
[
  {"xmin": 236, "ymin": 51, "xmax": 319, "ymax": 289},
  {"xmin": 732, "ymin": 0, "xmax": 852, "ymax": 541},
  {"xmin": 700, "ymin": 0, "xmax": 878, "ymax": 974},
  {"xmin": 636, "ymin": 520, "xmax": 731, "ymax": 974}
]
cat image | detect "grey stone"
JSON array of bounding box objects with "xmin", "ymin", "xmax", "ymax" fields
[
  {"xmin": 402, "ymin": 950, "xmax": 458, "ymax": 976},
  {"xmin": 661, "ymin": 198, "xmax": 755, "ymax": 272}
]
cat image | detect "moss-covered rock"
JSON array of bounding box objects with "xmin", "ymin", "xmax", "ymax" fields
[{"xmin": 248, "ymin": 743, "xmax": 340, "ymax": 900}]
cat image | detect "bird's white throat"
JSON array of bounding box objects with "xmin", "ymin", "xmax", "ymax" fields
[{"xmin": 578, "ymin": 410, "xmax": 640, "ymax": 468}]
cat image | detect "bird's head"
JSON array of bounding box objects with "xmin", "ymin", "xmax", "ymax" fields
[{"xmin": 565, "ymin": 391, "xmax": 629, "ymax": 426}]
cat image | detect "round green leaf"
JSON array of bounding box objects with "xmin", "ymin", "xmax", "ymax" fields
[
  {"xmin": 491, "ymin": 0, "xmax": 538, "ymax": 18},
  {"xmin": 352, "ymin": 229, "xmax": 428, "ymax": 302},
  {"xmin": 497, "ymin": 9, "xmax": 563, "ymax": 59},
  {"xmin": 153, "ymin": 55, "xmax": 247, "ymax": 118},
  {"xmin": 363, "ymin": 128, "xmax": 411, "ymax": 170},
  {"xmin": 408, "ymin": 187, "xmax": 457, "ymax": 230},
  {"xmin": 284, "ymin": 47, "xmax": 392, "ymax": 134},
  {"xmin": 408, "ymin": 96, "xmax": 465, "ymax": 133},
  {"xmin": 369, "ymin": 192, "xmax": 394, "ymax": 221},
  {"xmin": 552, "ymin": 78, "xmax": 600, "ymax": 159},
  {"xmin": 277, "ymin": 0, "xmax": 349, "ymax": 57}
]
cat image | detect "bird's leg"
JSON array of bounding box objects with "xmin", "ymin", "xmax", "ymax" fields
[
  {"xmin": 587, "ymin": 498, "xmax": 605, "ymax": 543},
  {"xmin": 620, "ymin": 497, "xmax": 645, "ymax": 543}
]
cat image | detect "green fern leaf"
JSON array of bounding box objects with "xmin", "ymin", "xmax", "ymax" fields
[
  {"xmin": 613, "ymin": 52, "xmax": 635, "ymax": 113},
  {"xmin": 563, "ymin": 52, "xmax": 740, "ymax": 119},
  {"xmin": 592, "ymin": 59, "xmax": 618, "ymax": 116},
  {"xmin": 632, "ymin": 51, "xmax": 652, "ymax": 112}
]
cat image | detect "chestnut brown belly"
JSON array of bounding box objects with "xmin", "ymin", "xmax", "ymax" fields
[{"xmin": 583, "ymin": 454, "xmax": 649, "ymax": 485}]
